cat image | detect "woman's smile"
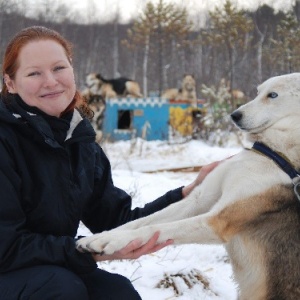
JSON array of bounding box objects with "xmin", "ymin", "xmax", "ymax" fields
[{"xmin": 40, "ymin": 90, "xmax": 64, "ymax": 98}]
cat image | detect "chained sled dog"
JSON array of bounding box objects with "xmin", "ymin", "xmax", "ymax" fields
[{"xmin": 77, "ymin": 73, "xmax": 300, "ymax": 300}]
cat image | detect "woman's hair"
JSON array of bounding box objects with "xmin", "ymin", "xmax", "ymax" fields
[{"xmin": 1, "ymin": 26, "xmax": 93, "ymax": 119}]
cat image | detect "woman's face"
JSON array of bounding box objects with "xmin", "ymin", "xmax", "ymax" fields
[{"xmin": 5, "ymin": 39, "xmax": 76, "ymax": 117}]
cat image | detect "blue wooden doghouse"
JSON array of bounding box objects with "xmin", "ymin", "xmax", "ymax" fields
[{"xmin": 102, "ymin": 97, "xmax": 205, "ymax": 141}]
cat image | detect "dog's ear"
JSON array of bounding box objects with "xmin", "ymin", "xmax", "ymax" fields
[{"xmin": 96, "ymin": 73, "xmax": 102, "ymax": 80}]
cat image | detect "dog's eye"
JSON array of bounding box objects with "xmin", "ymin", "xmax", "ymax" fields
[{"xmin": 267, "ymin": 92, "xmax": 278, "ymax": 98}]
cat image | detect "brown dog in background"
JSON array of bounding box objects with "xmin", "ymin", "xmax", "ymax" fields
[{"xmin": 162, "ymin": 74, "xmax": 197, "ymax": 106}]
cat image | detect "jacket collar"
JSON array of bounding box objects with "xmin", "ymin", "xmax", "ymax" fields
[{"xmin": 0, "ymin": 94, "xmax": 96, "ymax": 147}]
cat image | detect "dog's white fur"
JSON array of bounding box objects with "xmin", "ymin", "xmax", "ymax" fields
[{"xmin": 78, "ymin": 73, "xmax": 300, "ymax": 299}]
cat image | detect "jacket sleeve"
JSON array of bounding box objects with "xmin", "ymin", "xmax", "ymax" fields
[
  {"xmin": 81, "ymin": 145, "xmax": 184, "ymax": 234},
  {"xmin": 0, "ymin": 139, "xmax": 97, "ymax": 275}
]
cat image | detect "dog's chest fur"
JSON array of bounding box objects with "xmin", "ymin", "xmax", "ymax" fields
[
  {"xmin": 201, "ymin": 149, "xmax": 300, "ymax": 299},
  {"xmin": 224, "ymin": 185, "xmax": 300, "ymax": 299}
]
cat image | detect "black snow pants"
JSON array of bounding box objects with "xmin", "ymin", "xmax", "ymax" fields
[{"xmin": 0, "ymin": 265, "xmax": 142, "ymax": 300}]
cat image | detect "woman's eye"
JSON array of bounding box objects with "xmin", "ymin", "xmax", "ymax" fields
[
  {"xmin": 27, "ymin": 72, "xmax": 40, "ymax": 77},
  {"xmin": 54, "ymin": 66, "xmax": 66, "ymax": 71},
  {"xmin": 267, "ymin": 92, "xmax": 278, "ymax": 98}
]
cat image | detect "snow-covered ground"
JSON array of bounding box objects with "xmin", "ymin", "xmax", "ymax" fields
[{"xmin": 78, "ymin": 138, "xmax": 242, "ymax": 299}]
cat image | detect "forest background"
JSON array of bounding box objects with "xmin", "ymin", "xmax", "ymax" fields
[{"xmin": 1, "ymin": 0, "xmax": 300, "ymax": 107}]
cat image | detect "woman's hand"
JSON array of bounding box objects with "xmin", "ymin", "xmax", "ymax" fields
[
  {"xmin": 91, "ymin": 231, "xmax": 173, "ymax": 262},
  {"xmin": 182, "ymin": 160, "xmax": 222, "ymax": 197}
]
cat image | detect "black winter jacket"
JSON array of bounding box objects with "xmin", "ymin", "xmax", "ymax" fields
[{"xmin": 0, "ymin": 95, "xmax": 183, "ymax": 275}]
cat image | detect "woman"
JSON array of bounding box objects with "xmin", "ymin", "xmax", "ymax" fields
[{"xmin": 0, "ymin": 26, "xmax": 218, "ymax": 300}]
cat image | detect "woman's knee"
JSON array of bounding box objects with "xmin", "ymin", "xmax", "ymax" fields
[
  {"xmin": 0, "ymin": 265, "xmax": 89, "ymax": 300},
  {"xmin": 111, "ymin": 273, "xmax": 141, "ymax": 300},
  {"xmin": 44, "ymin": 266, "xmax": 89, "ymax": 300},
  {"xmin": 80, "ymin": 269, "xmax": 142, "ymax": 300}
]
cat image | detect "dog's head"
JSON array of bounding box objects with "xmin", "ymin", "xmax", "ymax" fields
[
  {"xmin": 182, "ymin": 74, "xmax": 196, "ymax": 92},
  {"xmin": 85, "ymin": 73, "xmax": 104, "ymax": 94},
  {"xmin": 231, "ymin": 73, "xmax": 300, "ymax": 134}
]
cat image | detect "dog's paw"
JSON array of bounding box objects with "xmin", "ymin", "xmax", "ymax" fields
[
  {"xmin": 76, "ymin": 234, "xmax": 105, "ymax": 254},
  {"xmin": 76, "ymin": 227, "xmax": 158, "ymax": 255},
  {"xmin": 76, "ymin": 232, "xmax": 128, "ymax": 255}
]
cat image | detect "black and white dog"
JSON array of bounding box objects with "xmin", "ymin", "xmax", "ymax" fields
[{"xmin": 84, "ymin": 73, "xmax": 143, "ymax": 99}]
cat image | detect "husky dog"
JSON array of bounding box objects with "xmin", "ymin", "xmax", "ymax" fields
[
  {"xmin": 84, "ymin": 73, "xmax": 143, "ymax": 99},
  {"xmin": 78, "ymin": 73, "xmax": 300, "ymax": 299},
  {"xmin": 162, "ymin": 74, "xmax": 197, "ymax": 106}
]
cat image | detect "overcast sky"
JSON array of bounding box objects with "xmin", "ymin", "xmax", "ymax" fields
[{"xmin": 29, "ymin": 0, "xmax": 295, "ymax": 24}]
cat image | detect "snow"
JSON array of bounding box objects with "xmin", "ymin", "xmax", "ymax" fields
[{"xmin": 78, "ymin": 138, "xmax": 242, "ymax": 299}]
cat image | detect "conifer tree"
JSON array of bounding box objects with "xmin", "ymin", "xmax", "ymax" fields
[
  {"xmin": 123, "ymin": 0, "xmax": 193, "ymax": 96},
  {"xmin": 202, "ymin": 0, "xmax": 253, "ymax": 101},
  {"xmin": 269, "ymin": 11, "xmax": 300, "ymax": 73}
]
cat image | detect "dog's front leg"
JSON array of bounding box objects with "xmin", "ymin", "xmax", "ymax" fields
[
  {"xmin": 77, "ymin": 213, "xmax": 223, "ymax": 255},
  {"xmin": 113, "ymin": 184, "xmax": 219, "ymax": 232}
]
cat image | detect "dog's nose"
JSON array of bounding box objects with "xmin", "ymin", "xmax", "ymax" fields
[{"xmin": 231, "ymin": 111, "xmax": 243, "ymax": 123}]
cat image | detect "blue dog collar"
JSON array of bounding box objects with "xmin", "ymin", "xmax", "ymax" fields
[{"xmin": 252, "ymin": 142, "xmax": 300, "ymax": 180}]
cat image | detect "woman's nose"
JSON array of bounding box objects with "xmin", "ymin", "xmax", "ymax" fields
[{"xmin": 43, "ymin": 72, "xmax": 58, "ymax": 87}]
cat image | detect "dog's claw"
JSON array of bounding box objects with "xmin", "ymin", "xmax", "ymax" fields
[
  {"xmin": 76, "ymin": 245, "xmax": 89, "ymax": 253},
  {"xmin": 92, "ymin": 251, "xmax": 105, "ymax": 256}
]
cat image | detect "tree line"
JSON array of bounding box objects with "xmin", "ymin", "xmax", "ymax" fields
[{"xmin": 1, "ymin": 0, "xmax": 300, "ymax": 101}]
